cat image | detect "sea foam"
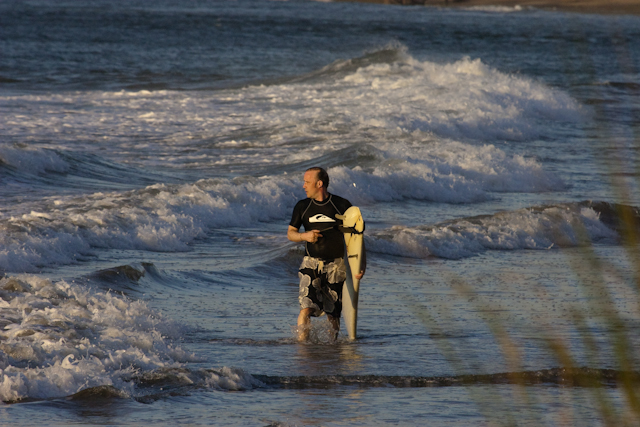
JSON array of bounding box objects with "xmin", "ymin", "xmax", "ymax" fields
[
  {"xmin": 0, "ymin": 274, "xmax": 195, "ymax": 402},
  {"xmin": 0, "ymin": 48, "xmax": 582, "ymax": 272},
  {"xmin": 205, "ymin": 367, "xmax": 265, "ymax": 391},
  {"xmin": 0, "ymin": 153, "xmax": 564, "ymax": 273},
  {"xmin": 367, "ymin": 203, "xmax": 619, "ymax": 259},
  {"xmin": 0, "ymin": 48, "xmax": 583, "ymax": 173}
]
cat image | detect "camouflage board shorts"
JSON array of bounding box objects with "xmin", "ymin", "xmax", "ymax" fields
[{"xmin": 298, "ymin": 256, "xmax": 347, "ymax": 318}]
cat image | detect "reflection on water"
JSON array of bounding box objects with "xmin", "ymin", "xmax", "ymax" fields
[{"xmin": 295, "ymin": 337, "xmax": 365, "ymax": 377}]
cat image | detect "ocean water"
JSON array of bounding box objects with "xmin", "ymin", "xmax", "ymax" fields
[{"xmin": 1, "ymin": 0, "xmax": 640, "ymax": 425}]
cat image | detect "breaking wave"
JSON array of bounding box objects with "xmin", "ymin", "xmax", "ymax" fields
[{"xmin": 368, "ymin": 201, "xmax": 633, "ymax": 259}]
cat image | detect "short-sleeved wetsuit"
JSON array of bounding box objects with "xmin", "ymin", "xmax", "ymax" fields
[
  {"xmin": 289, "ymin": 194, "xmax": 352, "ymax": 260},
  {"xmin": 290, "ymin": 194, "xmax": 352, "ymax": 317}
]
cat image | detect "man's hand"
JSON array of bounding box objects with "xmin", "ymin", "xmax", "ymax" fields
[
  {"xmin": 287, "ymin": 225, "xmax": 322, "ymax": 243},
  {"xmin": 305, "ymin": 229, "xmax": 322, "ymax": 243},
  {"xmin": 355, "ymin": 240, "xmax": 366, "ymax": 280}
]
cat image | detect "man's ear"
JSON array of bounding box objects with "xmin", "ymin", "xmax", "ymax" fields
[{"xmin": 317, "ymin": 181, "xmax": 323, "ymax": 188}]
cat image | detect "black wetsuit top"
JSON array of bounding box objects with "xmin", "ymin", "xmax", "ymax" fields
[{"xmin": 289, "ymin": 194, "xmax": 352, "ymax": 260}]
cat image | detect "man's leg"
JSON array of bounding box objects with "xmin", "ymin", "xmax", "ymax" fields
[
  {"xmin": 297, "ymin": 307, "xmax": 314, "ymax": 341},
  {"xmin": 327, "ymin": 314, "xmax": 340, "ymax": 341}
]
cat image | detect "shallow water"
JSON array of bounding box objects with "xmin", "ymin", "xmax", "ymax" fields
[{"xmin": 1, "ymin": 0, "xmax": 640, "ymax": 425}]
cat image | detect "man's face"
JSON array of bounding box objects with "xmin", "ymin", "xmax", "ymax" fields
[{"xmin": 303, "ymin": 170, "xmax": 321, "ymax": 199}]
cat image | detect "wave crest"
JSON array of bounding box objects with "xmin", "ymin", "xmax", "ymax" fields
[{"xmin": 368, "ymin": 201, "xmax": 625, "ymax": 259}]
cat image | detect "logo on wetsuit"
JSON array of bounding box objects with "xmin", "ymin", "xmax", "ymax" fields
[{"xmin": 309, "ymin": 214, "xmax": 336, "ymax": 223}]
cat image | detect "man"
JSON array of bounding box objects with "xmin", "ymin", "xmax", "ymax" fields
[{"xmin": 287, "ymin": 167, "xmax": 366, "ymax": 341}]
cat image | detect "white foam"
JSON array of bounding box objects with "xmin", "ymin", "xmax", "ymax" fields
[
  {"xmin": 328, "ymin": 141, "xmax": 564, "ymax": 205},
  {"xmin": 0, "ymin": 49, "xmax": 582, "ymax": 173},
  {"xmin": 0, "ymin": 154, "xmax": 564, "ymax": 273},
  {"xmin": 205, "ymin": 367, "xmax": 264, "ymax": 391},
  {"xmin": 0, "ymin": 274, "xmax": 196, "ymax": 401},
  {"xmin": 367, "ymin": 204, "xmax": 619, "ymax": 259},
  {"xmin": 338, "ymin": 54, "xmax": 581, "ymax": 141},
  {"xmin": 0, "ymin": 48, "xmax": 579, "ymax": 271},
  {"xmin": 0, "ymin": 175, "xmax": 302, "ymax": 272}
]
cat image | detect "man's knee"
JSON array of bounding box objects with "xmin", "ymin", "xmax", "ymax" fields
[{"xmin": 299, "ymin": 307, "xmax": 314, "ymax": 318}]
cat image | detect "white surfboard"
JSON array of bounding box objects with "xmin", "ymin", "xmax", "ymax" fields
[{"xmin": 337, "ymin": 206, "xmax": 365, "ymax": 340}]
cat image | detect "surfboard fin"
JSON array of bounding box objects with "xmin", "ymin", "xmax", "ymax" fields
[{"xmin": 336, "ymin": 206, "xmax": 365, "ymax": 234}]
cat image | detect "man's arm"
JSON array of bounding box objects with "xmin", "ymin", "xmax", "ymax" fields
[{"xmin": 288, "ymin": 225, "xmax": 322, "ymax": 244}]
